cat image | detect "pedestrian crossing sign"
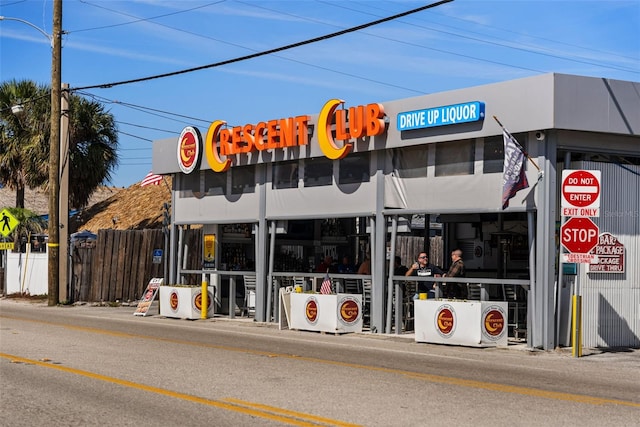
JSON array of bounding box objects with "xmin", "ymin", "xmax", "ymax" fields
[{"xmin": 0, "ymin": 208, "xmax": 19, "ymax": 237}]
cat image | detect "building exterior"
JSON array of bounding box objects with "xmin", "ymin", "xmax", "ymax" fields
[{"xmin": 152, "ymin": 73, "xmax": 640, "ymax": 350}]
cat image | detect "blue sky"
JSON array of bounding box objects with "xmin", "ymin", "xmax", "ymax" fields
[{"xmin": 1, "ymin": 0, "xmax": 638, "ymax": 188}]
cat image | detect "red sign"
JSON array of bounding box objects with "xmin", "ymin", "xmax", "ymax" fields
[
  {"xmin": 561, "ymin": 170, "xmax": 601, "ymax": 217},
  {"xmin": 561, "ymin": 217, "xmax": 599, "ymax": 254},
  {"xmin": 589, "ymin": 233, "xmax": 625, "ymax": 273},
  {"xmin": 436, "ymin": 306, "xmax": 455, "ymax": 336},
  {"xmin": 483, "ymin": 309, "xmax": 505, "ymax": 338},
  {"xmin": 339, "ymin": 298, "xmax": 360, "ymax": 324},
  {"xmin": 305, "ymin": 298, "xmax": 318, "ymax": 323}
]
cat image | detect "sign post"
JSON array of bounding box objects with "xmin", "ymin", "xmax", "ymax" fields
[{"xmin": 560, "ymin": 169, "xmax": 601, "ymax": 359}]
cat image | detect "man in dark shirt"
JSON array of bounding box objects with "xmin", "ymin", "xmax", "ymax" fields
[{"xmin": 405, "ymin": 252, "xmax": 443, "ymax": 296}]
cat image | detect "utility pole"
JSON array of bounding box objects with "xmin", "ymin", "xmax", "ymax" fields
[
  {"xmin": 59, "ymin": 83, "xmax": 69, "ymax": 303},
  {"xmin": 48, "ymin": 0, "xmax": 62, "ymax": 305}
]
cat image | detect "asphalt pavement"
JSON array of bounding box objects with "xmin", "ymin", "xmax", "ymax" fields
[{"xmin": 3, "ymin": 297, "xmax": 638, "ymax": 367}]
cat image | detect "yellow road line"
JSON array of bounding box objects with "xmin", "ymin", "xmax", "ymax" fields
[
  {"xmin": 0, "ymin": 352, "xmax": 359, "ymax": 427},
  {"xmin": 2, "ymin": 314, "xmax": 639, "ymax": 409},
  {"xmin": 222, "ymin": 398, "xmax": 361, "ymax": 427}
]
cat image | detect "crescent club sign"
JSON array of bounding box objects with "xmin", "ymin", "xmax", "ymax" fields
[{"xmin": 177, "ymin": 99, "xmax": 387, "ymax": 173}]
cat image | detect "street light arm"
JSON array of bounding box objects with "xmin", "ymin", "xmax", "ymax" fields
[{"xmin": 0, "ymin": 15, "xmax": 53, "ymax": 44}]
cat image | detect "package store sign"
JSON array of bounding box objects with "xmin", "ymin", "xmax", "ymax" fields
[
  {"xmin": 589, "ymin": 233, "xmax": 625, "ymax": 273},
  {"xmin": 561, "ymin": 169, "xmax": 601, "ymax": 217},
  {"xmin": 397, "ymin": 101, "xmax": 485, "ymax": 131}
]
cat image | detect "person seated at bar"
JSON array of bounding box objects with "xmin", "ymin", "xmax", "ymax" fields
[
  {"xmin": 357, "ymin": 254, "xmax": 371, "ymax": 275},
  {"xmin": 405, "ymin": 252, "xmax": 442, "ymax": 297},
  {"xmin": 316, "ymin": 255, "xmax": 334, "ymax": 273},
  {"xmin": 337, "ymin": 255, "xmax": 356, "ymax": 274}
]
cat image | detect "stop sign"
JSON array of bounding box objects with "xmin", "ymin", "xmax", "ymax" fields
[{"xmin": 561, "ymin": 217, "xmax": 599, "ymax": 253}]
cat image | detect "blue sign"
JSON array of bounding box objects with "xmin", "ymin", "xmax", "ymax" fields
[
  {"xmin": 152, "ymin": 248, "xmax": 163, "ymax": 264},
  {"xmin": 397, "ymin": 101, "xmax": 485, "ymax": 131}
]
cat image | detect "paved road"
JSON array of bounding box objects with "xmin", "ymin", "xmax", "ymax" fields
[{"xmin": 1, "ymin": 298, "xmax": 638, "ymax": 426}]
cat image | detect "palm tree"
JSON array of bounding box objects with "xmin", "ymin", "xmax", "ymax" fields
[
  {"xmin": 1, "ymin": 79, "xmax": 118, "ymax": 212},
  {"xmin": 0, "ymin": 79, "xmax": 50, "ymax": 208},
  {"xmin": 67, "ymin": 95, "xmax": 118, "ymax": 209}
]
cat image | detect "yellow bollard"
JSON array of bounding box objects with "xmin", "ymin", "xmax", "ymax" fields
[
  {"xmin": 201, "ymin": 280, "xmax": 208, "ymax": 319},
  {"xmin": 571, "ymin": 295, "xmax": 582, "ymax": 357}
]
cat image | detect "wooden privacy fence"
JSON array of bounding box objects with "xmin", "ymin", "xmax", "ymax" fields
[
  {"xmin": 72, "ymin": 228, "xmax": 203, "ymax": 303},
  {"xmin": 72, "ymin": 229, "xmax": 164, "ymax": 303}
]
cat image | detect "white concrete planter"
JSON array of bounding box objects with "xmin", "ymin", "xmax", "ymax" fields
[{"xmin": 159, "ymin": 286, "xmax": 215, "ymax": 319}]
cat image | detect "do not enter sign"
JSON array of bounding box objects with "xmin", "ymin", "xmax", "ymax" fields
[
  {"xmin": 561, "ymin": 217, "xmax": 599, "ymax": 254},
  {"xmin": 561, "ymin": 170, "xmax": 601, "ymax": 217}
]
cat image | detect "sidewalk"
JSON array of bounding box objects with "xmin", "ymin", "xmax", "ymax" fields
[{"xmin": 3, "ymin": 297, "xmax": 639, "ymax": 364}]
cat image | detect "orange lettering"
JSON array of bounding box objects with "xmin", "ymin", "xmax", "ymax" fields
[
  {"xmin": 366, "ymin": 103, "xmax": 385, "ymax": 135},
  {"xmin": 349, "ymin": 105, "xmax": 365, "ymax": 138},
  {"xmin": 254, "ymin": 122, "xmax": 267, "ymax": 151},
  {"xmin": 242, "ymin": 124, "xmax": 255, "ymax": 153},
  {"xmin": 279, "ymin": 117, "xmax": 296, "ymax": 148},
  {"xmin": 219, "ymin": 128, "xmax": 232, "ymax": 156},
  {"xmin": 335, "ymin": 109, "xmax": 349, "ymax": 141},
  {"xmin": 296, "ymin": 115, "xmax": 310, "ymax": 145},
  {"xmin": 204, "ymin": 120, "xmax": 231, "ymax": 173},
  {"xmin": 231, "ymin": 126, "xmax": 243, "ymax": 154},
  {"xmin": 266, "ymin": 120, "xmax": 279, "ymax": 149}
]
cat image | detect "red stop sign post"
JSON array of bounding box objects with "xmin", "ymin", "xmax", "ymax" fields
[{"xmin": 561, "ymin": 217, "xmax": 599, "ymax": 254}]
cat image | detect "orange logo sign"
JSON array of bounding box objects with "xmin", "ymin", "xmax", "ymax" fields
[
  {"xmin": 305, "ymin": 298, "xmax": 318, "ymax": 323},
  {"xmin": 178, "ymin": 126, "xmax": 202, "ymax": 174},
  {"xmin": 194, "ymin": 291, "xmax": 213, "ymax": 312},
  {"xmin": 483, "ymin": 308, "xmax": 505, "ymax": 338},
  {"xmin": 339, "ymin": 298, "xmax": 360, "ymax": 324},
  {"xmin": 169, "ymin": 291, "xmax": 179, "ymax": 311},
  {"xmin": 436, "ymin": 307, "xmax": 455, "ymax": 335}
]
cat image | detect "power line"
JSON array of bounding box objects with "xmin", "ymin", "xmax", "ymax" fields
[
  {"xmin": 246, "ymin": 1, "xmax": 541, "ymax": 75},
  {"xmin": 71, "ymin": 0, "xmax": 225, "ymax": 33},
  {"xmin": 116, "ymin": 120, "xmax": 178, "ymax": 134},
  {"xmin": 425, "ymin": 9, "xmax": 640, "ymax": 63},
  {"xmin": 76, "ymin": 90, "xmax": 210, "ymax": 124},
  {"xmin": 117, "ymin": 130, "xmax": 152, "ymax": 142},
  {"xmin": 76, "ymin": 1, "xmax": 430, "ymax": 95},
  {"xmin": 70, "ymin": 0, "xmax": 454, "ymax": 91},
  {"xmin": 322, "ymin": 1, "xmax": 638, "ymax": 75}
]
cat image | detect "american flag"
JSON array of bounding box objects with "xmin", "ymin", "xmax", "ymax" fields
[
  {"xmin": 140, "ymin": 172, "xmax": 163, "ymax": 187},
  {"xmin": 320, "ymin": 272, "xmax": 332, "ymax": 295}
]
